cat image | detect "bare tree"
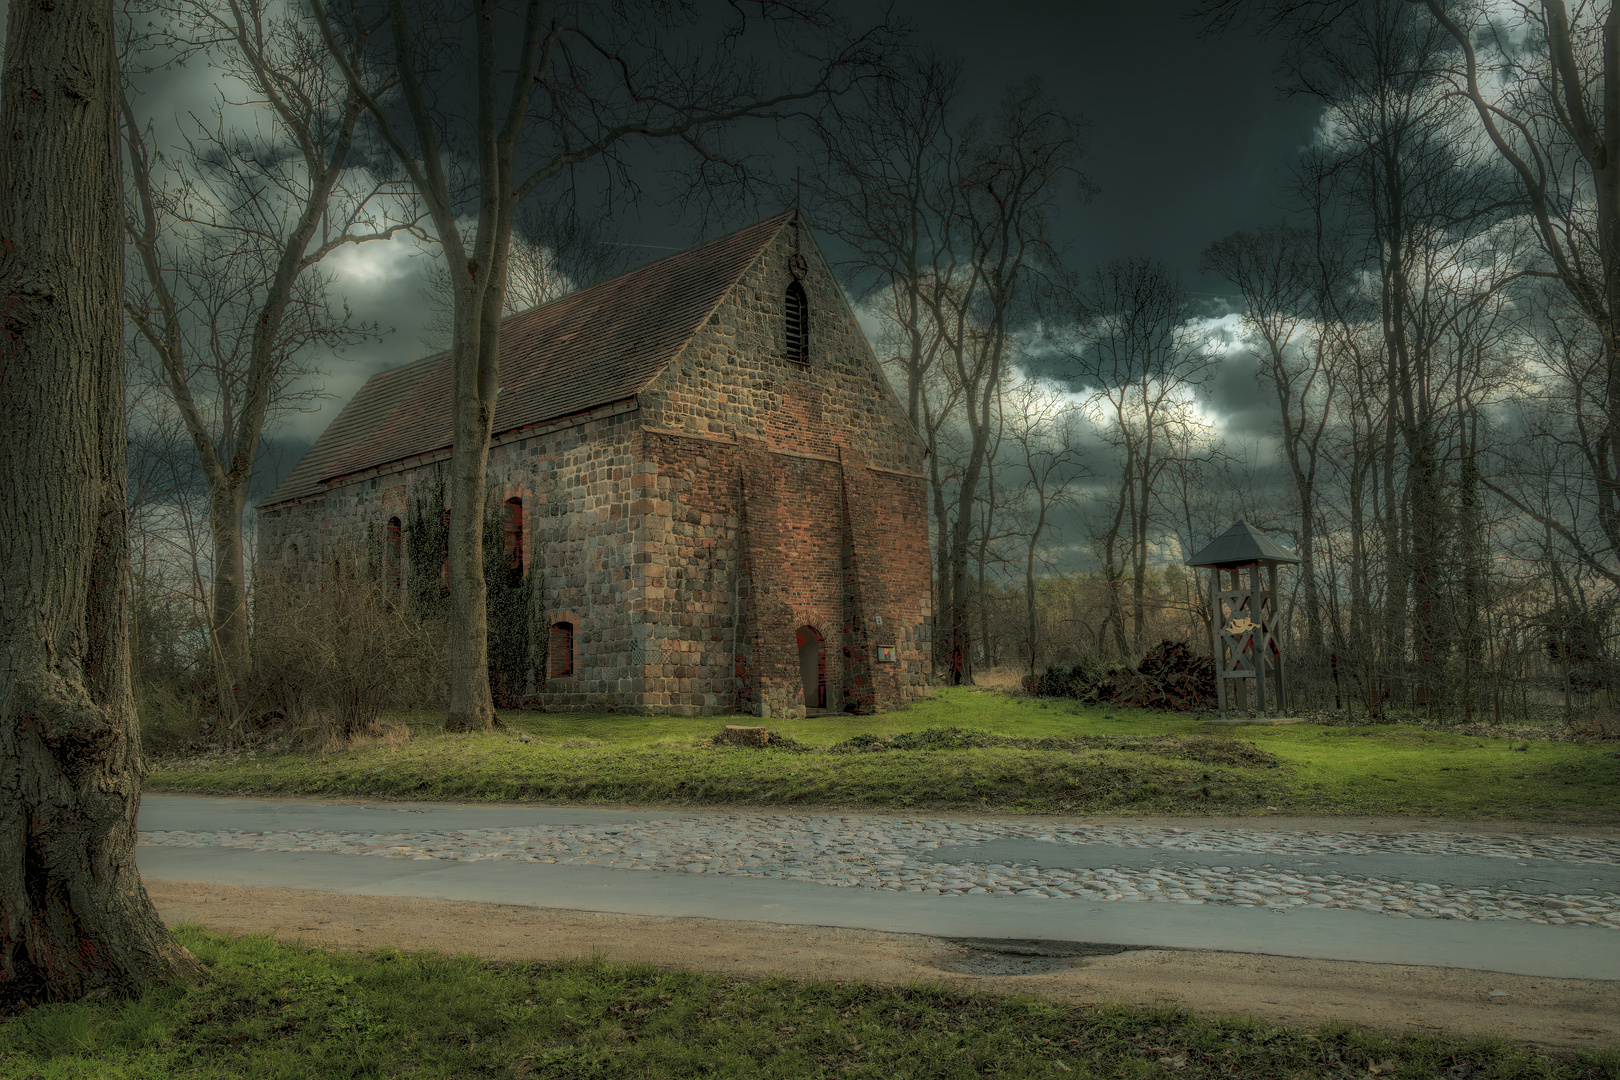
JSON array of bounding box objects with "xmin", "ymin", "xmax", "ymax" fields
[
  {"xmin": 121, "ymin": 0, "xmax": 413, "ymax": 733},
  {"xmin": 1003, "ymin": 376, "xmax": 1086, "ymax": 674},
  {"xmin": 817, "ymin": 51, "xmax": 961, "ymax": 430},
  {"xmin": 0, "ymin": 0, "xmax": 204, "ymax": 1003},
  {"xmin": 820, "ymin": 69, "xmax": 1088, "ymax": 682},
  {"xmin": 126, "ymin": 376, "xmax": 216, "ymax": 696},
  {"xmin": 1420, "ymin": 0, "xmax": 1620, "ymax": 587},
  {"xmin": 1069, "ymin": 258, "xmax": 1218, "ymax": 653},
  {"xmin": 313, "ymin": 0, "xmax": 900, "ymax": 729},
  {"xmin": 1203, "ymin": 221, "xmax": 1338, "ymax": 659},
  {"xmin": 970, "ymin": 384, "xmax": 1021, "ymax": 676},
  {"xmin": 930, "ymin": 81, "xmax": 1088, "ymax": 683}
]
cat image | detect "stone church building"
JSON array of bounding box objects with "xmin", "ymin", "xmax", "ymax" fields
[{"xmin": 259, "ymin": 212, "xmax": 933, "ymax": 716}]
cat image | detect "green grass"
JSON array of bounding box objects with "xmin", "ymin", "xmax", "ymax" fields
[
  {"xmin": 2, "ymin": 928, "xmax": 1613, "ymax": 1079},
  {"xmin": 146, "ymin": 688, "xmax": 1620, "ymax": 822}
]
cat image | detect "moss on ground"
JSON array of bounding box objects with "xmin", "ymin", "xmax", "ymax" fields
[{"xmin": 146, "ymin": 688, "xmax": 1620, "ymax": 822}]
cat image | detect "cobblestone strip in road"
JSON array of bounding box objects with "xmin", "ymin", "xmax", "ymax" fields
[{"xmin": 141, "ymin": 816, "xmax": 1620, "ymax": 929}]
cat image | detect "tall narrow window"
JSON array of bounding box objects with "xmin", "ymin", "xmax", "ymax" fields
[
  {"xmin": 784, "ymin": 280, "xmax": 809, "ymax": 365},
  {"xmin": 503, "ymin": 497, "xmax": 524, "ymax": 587},
  {"xmin": 386, "ymin": 517, "xmax": 402, "ymax": 591},
  {"xmin": 549, "ymin": 622, "xmax": 575, "ymax": 679},
  {"xmin": 439, "ymin": 508, "xmax": 451, "ymax": 596}
]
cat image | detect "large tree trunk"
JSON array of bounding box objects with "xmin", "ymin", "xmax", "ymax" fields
[
  {"xmin": 1406, "ymin": 427, "xmax": 1446, "ymax": 712},
  {"xmin": 1100, "ymin": 482, "xmax": 1131, "ymax": 661},
  {"xmin": 944, "ymin": 386, "xmax": 991, "ymax": 687},
  {"xmin": 208, "ymin": 483, "xmax": 251, "ymax": 697},
  {"xmin": 443, "ymin": 288, "xmax": 499, "ymax": 731},
  {"xmin": 0, "ymin": 0, "xmax": 203, "ymax": 1004}
]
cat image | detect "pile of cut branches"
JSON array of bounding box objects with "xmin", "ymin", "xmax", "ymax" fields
[{"xmin": 1025, "ymin": 641, "xmax": 1217, "ymax": 712}]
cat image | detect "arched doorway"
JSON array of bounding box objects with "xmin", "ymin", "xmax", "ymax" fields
[{"xmin": 796, "ymin": 625, "xmax": 825, "ymax": 710}]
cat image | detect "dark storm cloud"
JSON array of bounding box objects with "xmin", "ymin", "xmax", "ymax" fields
[
  {"xmin": 1206, "ymin": 347, "xmax": 1274, "ymax": 436},
  {"xmin": 126, "ymin": 2, "xmax": 1328, "ymax": 507},
  {"xmin": 870, "ymin": 1, "xmax": 1324, "ymax": 292}
]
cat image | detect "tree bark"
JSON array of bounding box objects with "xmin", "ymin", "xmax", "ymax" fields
[
  {"xmin": 0, "ymin": 0, "xmax": 204, "ymax": 1004},
  {"xmin": 208, "ymin": 484, "xmax": 251, "ymax": 692},
  {"xmin": 1025, "ymin": 502, "xmax": 1046, "ymax": 676},
  {"xmin": 1100, "ymin": 480, "xmax": 1132, "ymax": 661},
  {"xmin": 443, "ymin": 261, "xmax": 503, "ymax": 730}
]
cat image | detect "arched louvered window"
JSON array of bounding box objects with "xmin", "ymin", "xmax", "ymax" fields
[{"xmin": 784, "ymin": 279, "xmax": 809, "ymax": 365}]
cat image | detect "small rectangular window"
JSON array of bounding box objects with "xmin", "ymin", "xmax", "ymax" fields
[
  {"xmin": 439, "ymin": 508, "xmax": 451, "ymax": 596},
  {"xmin": 876, "ymin": 645, "xmax": 896, "ymax": 663},
  {"xmin": 549, "ymin": 622, "xmax": 574, "ymax": 679}
]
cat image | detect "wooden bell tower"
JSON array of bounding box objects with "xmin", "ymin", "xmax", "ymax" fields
[{"xmin": 1187, "ymin": 521, "xmax": 1300, "ymax": 717}]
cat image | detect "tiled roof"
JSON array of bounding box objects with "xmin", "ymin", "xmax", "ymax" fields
[{"xmin": 261, "ymin": 213, "xmax": 792, "ymax": 507}]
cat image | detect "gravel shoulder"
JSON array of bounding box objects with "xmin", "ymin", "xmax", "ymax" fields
[{"xmin": 146, "ymin": 880, "xmax": 1620, "ymax": 1052}]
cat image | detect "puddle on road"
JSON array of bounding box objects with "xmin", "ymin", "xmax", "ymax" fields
[{"xmin": 940, "ymin": 937, "xmax": 1151, "ymax": 976}]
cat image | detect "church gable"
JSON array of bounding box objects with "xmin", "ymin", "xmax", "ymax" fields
[
  {"xmin": 628, "ymin": 216, "xmax": 933, "ymax": 717},
  {"xmin": 636, "ymin": 216, "xmax": 923, "ymax": 473}
]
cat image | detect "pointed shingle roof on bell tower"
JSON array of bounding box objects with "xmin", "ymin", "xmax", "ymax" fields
[{"xmin": 1186, "ymin": 520, "xmax": 1300, "ymax": 568}]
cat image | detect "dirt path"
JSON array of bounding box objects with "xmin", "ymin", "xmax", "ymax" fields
[{"xmin": 148, "ymin": 880, "xmax": 1619, "ymax": 1052}]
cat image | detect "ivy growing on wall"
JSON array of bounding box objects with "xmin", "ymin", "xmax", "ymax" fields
[
  {"xmin": 363, "ymin": 520, "xmax": 383, "ymax": 582},
  {"xmin": 399, "ymin": 469, "xmax": 541, "ymax": 706},
  {"xmin": 484, "ymin": 494, "xmax": 540, "ymax": 708},
  {"xmin": 404, "ymin": 470, "xmax": 449, "ymax": 621}
]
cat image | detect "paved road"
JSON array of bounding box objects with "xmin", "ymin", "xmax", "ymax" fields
[{"xmin": 137, "ymin": 795, "xmax": 1620, "ymax": 981}]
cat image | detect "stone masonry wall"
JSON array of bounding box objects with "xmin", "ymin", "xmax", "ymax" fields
[
  {"xmin": 259, "ymin": 214, "xmax": 932, "ymax": 716},
  {"xmin": 635, "ymin": 217, "xmax": 933, "ymax": 713},
  {"xmin": 260, "ymin": 404, "xmax": 655, "ymax": 712}
]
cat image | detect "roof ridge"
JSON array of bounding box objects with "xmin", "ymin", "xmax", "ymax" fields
[
  {"xmin": 259, "ymin": 211, "xmax": 795, "ymax": 509},
  {"xmin": 502, "ymin": 209, "xmax": 795, "ymax": 322}
]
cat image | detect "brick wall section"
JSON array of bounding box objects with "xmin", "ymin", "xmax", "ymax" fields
[
  {"xmin": 259, "ymin": 213, "xmax": 932, "ymax": 716},
  {"xmin": 629, "ymin": 428, "xmax": 745, "ymax": 716},
  {"xmin": 636, "ymin": 218, "xmax": 932, "ymax": 714}
]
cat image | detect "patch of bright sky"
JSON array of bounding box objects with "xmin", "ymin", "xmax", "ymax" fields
[{"xmin": 324, "ymin": 229, "xmax": 429, "ymax": 289}]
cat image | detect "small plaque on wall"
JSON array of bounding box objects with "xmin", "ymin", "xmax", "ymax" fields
[{"xmin": 876, "ymin": 646, "xmax": 896, "ymax": 663}]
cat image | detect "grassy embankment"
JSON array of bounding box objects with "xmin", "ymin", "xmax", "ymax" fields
[
  {"xmin": 1, "ymin": 928, "xmax": 1613, "ymax": 1080},
  {"xmin": 145, "ymin": 688, "xmax": 1620, "ymax": 822}
]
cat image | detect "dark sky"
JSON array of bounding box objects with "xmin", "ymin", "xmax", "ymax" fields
[
  {"xmin": 626, "ymin": 2, "xmax": 1323, "ymax": 297},
  {"xmin": 184, "ymin": 2, "xmax": 1327, "ymax": 504}
]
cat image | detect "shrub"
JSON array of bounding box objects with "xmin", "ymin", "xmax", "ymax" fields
[
  {"xmin": 135, "ymin": 680, "xmax": 204, "ymax": 752},
  {"xmin": 1023, "ymin": 663, "xmax": 1098, "ymax": 699},
  {"xmin": 251, "ymin": 556, "xmax": 445, "ymax": 746},
  {"xmin": 1024, "ymin": 641, "xmax": 1216, "ymax": 712}
]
